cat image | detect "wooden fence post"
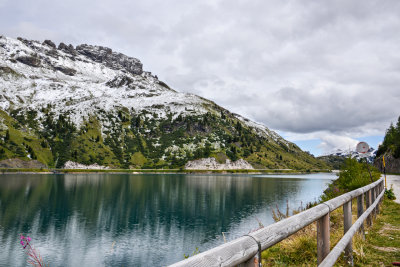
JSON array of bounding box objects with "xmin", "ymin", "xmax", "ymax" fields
[
  {"xmin": 357, "ymin": 194, "xmax": 364, "ymax": 238},
  {"xmin": 375, "ymin": 184, "xmax": 380, "ymax": 214},
  {"xmin": 371, "ymin": 187, "xmax": 376, "ymax": 219},
  {"xmin": 343, "ymin": 201, "xmax": 353, "ymax": 266},
  {"xmin": 366, "ymin": 190, "xmax": 372, "ymax": 227},
  {"xmin": 317, "ymin": 213, "xmax": 330, "ymax": 264}
]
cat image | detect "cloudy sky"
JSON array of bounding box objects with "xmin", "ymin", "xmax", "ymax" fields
[{"xmin": 1, "ymin": 0, "xmax": 400, "ymax": 155}]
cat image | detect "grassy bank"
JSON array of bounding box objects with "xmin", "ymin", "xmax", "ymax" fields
[{"xmin": 261, "ymin": 196, "xmax": 400, "ymax": 266}]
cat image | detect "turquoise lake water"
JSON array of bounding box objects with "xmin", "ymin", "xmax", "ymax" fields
[{"xmin": 0, "ymin": 173, "xmax": 336, "ymax": 266}]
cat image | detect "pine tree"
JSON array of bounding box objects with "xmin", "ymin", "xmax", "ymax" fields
[{"xmin": 5, "ymin": 130, "xmax": 9, "ymax": 141}]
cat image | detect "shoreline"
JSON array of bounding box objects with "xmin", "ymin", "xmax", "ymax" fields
[{"xmin": 0, "ymin": 168, "xmax": 333, "ymax": 175}]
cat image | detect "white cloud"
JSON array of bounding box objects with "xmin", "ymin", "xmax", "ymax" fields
[{"xmin": 317, "ymin": 135, "xmax": 359, "ymax": 155}]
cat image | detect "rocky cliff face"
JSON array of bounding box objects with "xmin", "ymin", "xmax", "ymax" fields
[
  {"xmin": 14, "ymin": 37, "xmax": 143, "ymax": 75},
  {"xmin": 75, "ymin": 44, "xmax": 143, "ymax": 75},
  {"xmin": 0, "ymin": 36, "xmax": 329, "ymax": 170},
  {"xmin": 374, "ymin": 153, "xmax": 400, "ymax": 174}
]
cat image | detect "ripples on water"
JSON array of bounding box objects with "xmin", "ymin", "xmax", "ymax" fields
[{"xmin": 0, "ymin": 173, "xmax": 336, "ymax": 266}]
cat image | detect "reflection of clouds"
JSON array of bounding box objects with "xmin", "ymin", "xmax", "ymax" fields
[
  {"xmin": 0, "ymin": 173, "xmax": 333, "ymax": 266},
  {"xmin": 254, "ymin": 173, "xmax": 337, "ymax": 180},
  {"xmin": 184, "ymin": 175, "xmax": 253, "ymax": 190},
  {"xmin": 63, "ymin": 174, "xmax": 104, "ymax": 189}
]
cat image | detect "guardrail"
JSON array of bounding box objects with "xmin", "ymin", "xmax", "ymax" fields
[{"xmin": 169, "ymin": 177, "xmax": 384, "ymax": 267}]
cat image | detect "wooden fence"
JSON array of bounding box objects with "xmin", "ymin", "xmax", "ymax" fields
[{"xmin": 169, "ymin": 177, "xmax": 384, "ymax": 267}]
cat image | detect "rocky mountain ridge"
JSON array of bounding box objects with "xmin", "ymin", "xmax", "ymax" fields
[{"xmin": 0, "ymin": 36, "xmax": 329, "ymax": 170}]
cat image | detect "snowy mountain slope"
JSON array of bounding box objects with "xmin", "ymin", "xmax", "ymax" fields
[
  {"xmin": 0, "ymin": 36, "xmax": 209, "ymax": 125},
  {"xmin": 318, "ymin": 147, "xmax": 377, "ymax": 169},
  {"xmin": 328, "ymin": 147, "xmax": 377, "ymax": 162},
  {"xmin": 0, "ymin": 36, "xmax": 329, "ymax": 169}
]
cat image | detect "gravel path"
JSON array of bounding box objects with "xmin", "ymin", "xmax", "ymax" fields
[{"xmin": 386, "ymin": 175, "xmax": 400, "ymax": 204}]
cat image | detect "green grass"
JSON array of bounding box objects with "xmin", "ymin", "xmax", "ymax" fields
[
  {"xmin": 353, "ymin": 198, "xmax": 400, "ymax": 266},
  {"xmin": 0, "ymin": 168, "xmax": 50, "ymax": 173}
]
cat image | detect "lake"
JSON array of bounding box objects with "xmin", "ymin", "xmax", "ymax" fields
[{"xmin": 0, "ymin": 173, "xmax": 336, "ymax": 266}]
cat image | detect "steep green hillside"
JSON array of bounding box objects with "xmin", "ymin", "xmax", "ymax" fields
[
  {"xmin": 0, "ymin": 107, "xmax": 329, "ymax": 170},
  {"xmin": 317, "ymin": 155, "xmax": 346, "ymax": 170}
]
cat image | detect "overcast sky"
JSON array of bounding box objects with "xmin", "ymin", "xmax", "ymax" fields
[{"xmin": 1, "ymin": 0, "xmax": 400, "ymax": 155}]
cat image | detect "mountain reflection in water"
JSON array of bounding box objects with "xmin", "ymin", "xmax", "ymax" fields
[{"xmin": 0, "ymin": 173, "xmax": 335, "ymax": 266}]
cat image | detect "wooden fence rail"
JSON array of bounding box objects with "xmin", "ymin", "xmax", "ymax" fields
[{"xmin": 169, "ymin": 177, "xmax": 384, "ymax": 267}]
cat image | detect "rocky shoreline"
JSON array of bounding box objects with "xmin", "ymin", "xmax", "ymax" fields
[{"xmin": 184, "ymin": 157, "xmax": 254, "ymax": 170}]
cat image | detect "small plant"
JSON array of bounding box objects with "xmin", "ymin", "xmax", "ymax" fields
[
  {"xmin": 385, "ymin": 186, "xmax": 396, "ymax": 200},
  {"xmin": 184, "ymin": 247, "xmax": 199, "ymax": 259},
  {"xmin": 19, "ymin": 234, "xmax": 47, "ymax": 267},
  {"xmin": 271, "ymin": 200, "xmax": 306, "ymax": 222}
]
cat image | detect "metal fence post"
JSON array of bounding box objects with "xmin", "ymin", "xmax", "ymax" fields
[
  {"xmin": 317, "ymin": 213, "xmax": 330, "ymax": 264},
  {"xmin": 343, "ymin": 201, "xmax": 353, "ymax": 266}
]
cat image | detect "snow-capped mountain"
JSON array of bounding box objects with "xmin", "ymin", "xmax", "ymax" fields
[
  {"xmin": 326, "ymin": 147, "xmax": 377, "ymax": 163},
  {"xmin": 318, "ymin": 146, "xmax": 377, "ymax": 169},
  {"xmin": 0, "ymin": 36, "xmax": 328, "ymax": 170},
  {"xmin": 0, "ymin": 36, "xmax": 209, "ymax": 126}
]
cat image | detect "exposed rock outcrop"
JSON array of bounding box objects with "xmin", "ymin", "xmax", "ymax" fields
[
  {"xmin": 54, "ymin": 66, "xmax": 77, "ymax": 76},
  {"xmin": 374, "ymin": 152, "xmax": 400, "ymax": 174},
  {"xmin": 0, "ymin": 158, "xmax": 47, "ymax": 169},
  {"xmin": 76, "ymin": 44, "xmax": 143, "ymax": 75},
  {"xmin": 16, "ymin": 55, "xmax": 41, "ymax": 67},
  {"xmin": 58, "ymin": 43, "xmax": 77, "ymax": 55},
  {"xmin": 106, "ymin": 75, "xmax": 134, "ymax": 88},
  {"xmin": 63, "ymin": 161, "xmax": 109, "ymax": 170},
  {"xmin": 43, "ymin": 40, "xmax": 56, "ymax": 49},
  {"xmin": 185, "ymin": 157, "xmax": 254, "ymax": 170}
]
